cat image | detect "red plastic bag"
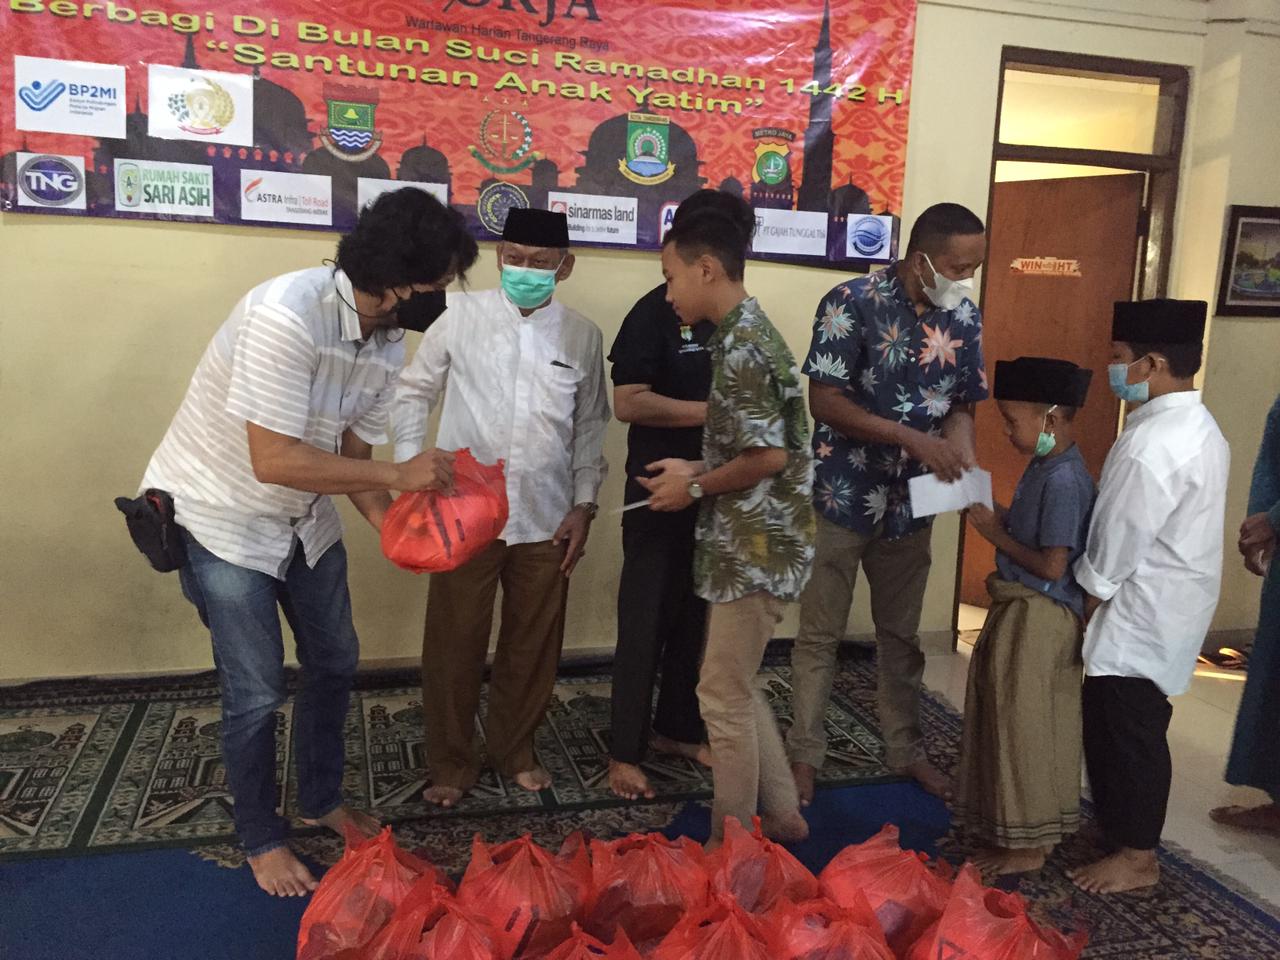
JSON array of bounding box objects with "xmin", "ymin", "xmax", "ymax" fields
[
  {"xmin": 764, "ymin": 897, "xmax": 895, "ymax": 960},
  {"xmin": 652, "ymin": 894, "xmax": 773, "ymax": 960},
  {"xmin": 583, "ymin": 833, "xmax": 710, "ymax": 949},
  {"xmin": 543, "ymin": 923, "xmax": 644, "ymax": 960},
  {"xmin": 457, "ymin": 832, "xmax": 593, "ymax": 960},
  {"xmin": 364, "ymin": 879, "xmax": 497, "ymax": 960},
  {"xmin": 296, "ymin": 827, "xmax": 436, "ymax": 960},
  {"xmin": 818, "ymin": 826, "xmax": 953, "ymax": 958},
  {"xmin": 905, "ymin": 867, "xmax": 1086, "ymax": 960},
  {"xmin": 382, "ymin": 449, "xmax": 508, "ymax": 573},
  {"xmin": 706, "ymin": 816, "xmax": 821, "ymax": 914}
]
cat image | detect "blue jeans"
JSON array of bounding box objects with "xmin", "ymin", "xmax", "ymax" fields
[{"xmin": 178, "ymin": 531, "xmax": 358, "ymax": 856}]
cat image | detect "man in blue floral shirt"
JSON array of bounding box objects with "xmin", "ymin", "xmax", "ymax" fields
[{"xmin": 786, "ymin": 203, "xmax": 988, "ymax": 803}]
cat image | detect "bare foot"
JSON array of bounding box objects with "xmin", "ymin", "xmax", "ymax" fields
[
  {"xmin": 761, "ymin": 809, "xmax": 810, "ymax": 844},
  {"xmin": 514, "ymin": 767, "xmax": 552, "ymax": 792},
  {"xmin": 650, "ymin": 734, "xmax": 713, "ymax": 768},
  {"xmin": 1210, "ymin": 803, "xmax": 1280, "ymax": 835},
  {"xmin": 1067, "ymin": 847, "xmax": 1159, "ymax": 894},
  {"xmin": 893, "ymin": 759, "xmax": 953, "ymax": 801},
  {"xmin": 791, "ymin": 762, "xmax": 817, "ymax": 808},
  {"xmin": 608, "ymin": 759, "xmax": 656, "ymax": 800},
  {"xmin": 423, "ymin": 784, "xmax": 464, "ymax": 808},
  {"xmin": 972, "ymin": 845, "xmax": 1049, "ymax": 876},
  {"xmin": 248, "ymin": 846, "xmax": 318, "ymax": 897},
  {"xmin": 301, "ymin": 804, "xmax": 380, "ymax": 840}
]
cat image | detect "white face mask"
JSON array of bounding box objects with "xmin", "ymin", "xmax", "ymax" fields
[{"xmin": 919, "ymin": 253, "xmax": 975, "ymax": 311}]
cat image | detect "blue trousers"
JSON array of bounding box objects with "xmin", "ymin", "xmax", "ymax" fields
[{"xmin": 178, "ymin": 532, "xmax": 358, "ymax": 856}]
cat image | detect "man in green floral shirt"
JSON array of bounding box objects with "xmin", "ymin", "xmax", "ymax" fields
[{"xmin": 641, "ymin": 204, "xmax": 815, "ymax": 846}]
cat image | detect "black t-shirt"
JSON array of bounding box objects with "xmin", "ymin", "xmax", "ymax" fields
[{"xmin": 608, "ymin": 284, "xmax": 714, "ymax": 504}]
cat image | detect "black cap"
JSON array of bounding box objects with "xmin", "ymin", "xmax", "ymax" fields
[
  {"xmin": 994, "ymin": 357, "xmax": 1093, "ymax": 407},
  {"xmin": 1112, "ymin": 299, "xmax": 1207, "ymax": 345},
  {"xmin": 502, "ymin": 208, "xmax": 570, "ymax": 248}
]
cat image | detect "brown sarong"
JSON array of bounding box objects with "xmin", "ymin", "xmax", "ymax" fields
[{"xmin": 956, "ymin": 575, "xmax": 1083, "ymax": 849}]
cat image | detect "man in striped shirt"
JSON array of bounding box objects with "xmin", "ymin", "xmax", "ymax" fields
[{"xmin": 140, "ymin": 189, "xmax": 478, "ymax": 896}]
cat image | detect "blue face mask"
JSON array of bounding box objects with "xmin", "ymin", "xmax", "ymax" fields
[
  {"xmin": 1108, "ymin": 358, "xmax": 1150, "ymax": 404},
  {"xmin": 1034, "ymin": 405, "xmax": 1058, "ymax": 457},
  {"xmin": 501, "ymin": 262, "xmax": 561, "ymax": 310}
]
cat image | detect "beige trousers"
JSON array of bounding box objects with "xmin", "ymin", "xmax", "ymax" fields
[
  {"xmin": 698, "ymin": 591, "xmax": 800, "ymax": 840},
  {"xmin": 786, "ymin": 516, "xmax": 932, "ymax": 770}
]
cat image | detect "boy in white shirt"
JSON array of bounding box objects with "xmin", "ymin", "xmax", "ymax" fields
[{"xmin": 1070, "ymin": 299, "xmax": 1229, "ymax": 894}]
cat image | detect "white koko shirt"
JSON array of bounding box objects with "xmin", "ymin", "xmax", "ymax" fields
[
  {"xmin": 390, "ymin": 288, "xmax": 610, "ymax": 545},
  {"xmin": 1074, "ymin": 391, "xmax": 1230, "ymax": 696},
  {"xmin": 142, "ymin": 267, "xmax": 403, "ymax": 578}
]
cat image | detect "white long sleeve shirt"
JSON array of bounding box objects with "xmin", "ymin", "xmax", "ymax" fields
[
  {"xmin": 1074, "ymin": 391, "xmax": 1230, "ymax": 696},
  {"xmin": 391, "ymin": 288, "xmax": 610, "ymax": 545}
]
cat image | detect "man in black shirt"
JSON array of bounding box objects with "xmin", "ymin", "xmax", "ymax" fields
[{"xmin": 607, "ymin": 190, "xmax": 757, "ymax": 799}]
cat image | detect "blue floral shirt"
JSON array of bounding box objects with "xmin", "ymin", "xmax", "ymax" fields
[{"xmin": 804, "ymin": 263, "xmax": 988, "ymax": 539}]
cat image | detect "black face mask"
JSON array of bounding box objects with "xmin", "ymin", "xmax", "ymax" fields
[{"xmin": 392, "ymin": 289, "xmax": 448, "ymax": 333}]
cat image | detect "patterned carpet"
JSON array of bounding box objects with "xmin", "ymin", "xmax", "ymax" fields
[
  {"xmin": 0, "ymin": 649, "xmax": 913, "ymax": 860},
  {"xmin": 2, "ymin": 651, "xmax": 1279, "ymax": 960}
]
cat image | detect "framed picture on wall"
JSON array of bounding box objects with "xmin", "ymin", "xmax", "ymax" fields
[{"xmin": 1217, "ymin": 205, "xmax": 1280, "ymax": 317}]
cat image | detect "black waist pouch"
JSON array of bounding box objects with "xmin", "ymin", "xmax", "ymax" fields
[{"xmin": 114, "ymin": 489, "xmax": 187, "ymax": 572}]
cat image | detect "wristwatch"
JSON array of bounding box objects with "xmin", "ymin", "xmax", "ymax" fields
[
  {"xmin": 576, "ymin": 502, "xmax": 599, "ymax": 519},
  {"xmin": 687, "ymin": 480, "xmax": 704, "ymax": 500}
]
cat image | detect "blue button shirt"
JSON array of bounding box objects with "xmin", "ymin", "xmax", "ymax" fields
[
  {"xmin": 804, "ymin": 263, "xmax": 988, "ymax": 539},
  {"xmin": 997, "ymin": 443, "xmax": 1096, "ymax": 617}
]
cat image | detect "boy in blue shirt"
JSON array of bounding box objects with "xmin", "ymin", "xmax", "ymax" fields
[{"xmin": 958, "ymin": 357, "xmax": 1096, "ymax": 875}]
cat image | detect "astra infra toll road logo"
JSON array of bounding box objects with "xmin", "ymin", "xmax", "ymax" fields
[{"xmin": 18, "ymin": 79, "xmax": 66, "ymax": 112}]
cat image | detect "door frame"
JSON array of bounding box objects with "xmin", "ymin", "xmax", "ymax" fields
[{"xmin": 949, "ymin": 47, "xmax": 1190, "ymax": 647}]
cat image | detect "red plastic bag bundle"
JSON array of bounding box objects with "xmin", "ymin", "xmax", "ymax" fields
[
  {"xmin": 543, "ymin": 923, "xmax": 644, "ymax": 960},
  {"xmin": 382, "ymin": 449, "xmax": 508, "ymax": 573},
  {"xmin": 764, "ymin": 898, "xmax": 895, "ymax": 960},
  {"xmin": 818, "ymin": 826, "xmax": 953, "ymax": 958},
  {"xmin": 706, "ymin": 816, "xmax": 821, "ymax": 913},
  {"xmin": 458, "ymin": 832, "xmax": 594, "ymax": 960},
  {"xmin": 297, "ymin": 827, "xmax": 436, "ymax": 960},
  {"xmin": 364, "ymin": 879, "xmax": 497, "ymax": 960},
  {"xmin": 905, "ymin": 867, "xmax": 1086, "ymax": 960},
  {"xmin": 583, "ymin": 833, "xmax": 710, "ymax": 949},
  {"xmin": 652, "ymin": 894, "xmax": 773, "ymax": 960}
]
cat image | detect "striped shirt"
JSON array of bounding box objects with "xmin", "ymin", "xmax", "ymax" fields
[
  {"xmin": 391, "ymin": 288, "xmax": 610, "ymax": 545},
  {"xmin": 141, "ymin": 267, "xmax": 404, "ymax": 578}
]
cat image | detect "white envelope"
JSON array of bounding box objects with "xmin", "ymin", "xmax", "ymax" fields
[{"xmin": 908, "ymin": 468, "xmax": 993, "ymax": 519}]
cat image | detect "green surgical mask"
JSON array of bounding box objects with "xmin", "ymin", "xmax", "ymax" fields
[
  {"xmin": 501, "ymin": 261, "xmax": 561, "ymax": 310},
  {"xmin": 1034, "ymin": 405, "xmax": 1058, "ymax": 458}
]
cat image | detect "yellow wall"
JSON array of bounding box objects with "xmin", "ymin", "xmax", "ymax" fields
[
  {"xmin": 1188, "ymin": 23, "xmax": 1280, "ymax": 633},
  {"xmin": 3, "ymin": 0, "xmax": 1277, "ymax": 681},
  {"xmin": 0, "ymin": 215, "xmax": 899, "ymax": 680}
]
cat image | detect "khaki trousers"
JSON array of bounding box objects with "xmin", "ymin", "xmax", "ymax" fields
[
  {"xmin": 786, "ymin": 515, "xmax": 932, "ymax": 770},
  {"xmin": 421, "ymin": 539, "xmax": 568, "ymax": 790},
  {"xmin": 698, "ymin": 591, "xmax": 800, "ymax": 840}
]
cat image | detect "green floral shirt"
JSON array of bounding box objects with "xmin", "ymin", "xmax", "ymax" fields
[{"xmin": 694, "ymin": 298, "xmax": 816, "ymax": 603}]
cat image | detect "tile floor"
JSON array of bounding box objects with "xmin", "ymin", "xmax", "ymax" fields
[{"xmin": 923, "ymin": 631, "xmax": 1280, "ymax": 910}]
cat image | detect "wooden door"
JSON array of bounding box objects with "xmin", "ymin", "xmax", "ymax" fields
[{"xmin": 959, "ymin": 173, "xmax": 1144, "ymax": 608}]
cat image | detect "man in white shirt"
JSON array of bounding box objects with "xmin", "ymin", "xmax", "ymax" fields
[
  {"xmin": 1069, "ymin": 299, "xmax": 1229, "ymax": 895},
  {"xmin": 139, "ymin": 189, "xmax": 478, "ymax": 896},
  {"xmin": 391, "ymin": 208, "xmax": 610, "ymax": 806}
]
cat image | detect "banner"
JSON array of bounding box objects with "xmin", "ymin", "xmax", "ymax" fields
[{"xmin": 1, "ymin": 0, "xmax": 916, "ymax": 269}]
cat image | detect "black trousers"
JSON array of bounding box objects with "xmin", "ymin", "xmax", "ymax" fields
[
  {"xmin": 1082, "ymin": 675, "xmax": 1173, "ymax": 851},
  {"xmin": 609, "ymin": 507, "xmax": 707, "ymax": 763}
]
